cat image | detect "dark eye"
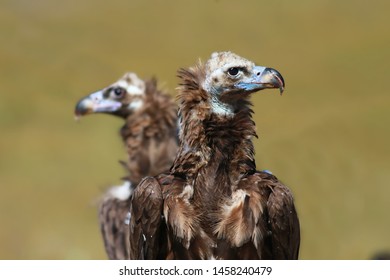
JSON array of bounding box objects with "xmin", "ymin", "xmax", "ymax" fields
[
  {"xmin": 113, "ymin": 87, "xmax": 125, "ymax": 97},
  {"xmin": 227, "ymin": 67, "xmax": 239, "ymax": 76}
]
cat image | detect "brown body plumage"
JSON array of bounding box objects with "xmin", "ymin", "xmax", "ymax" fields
[
  {"xmin": 75, "ymin": 73, "xmax": 178, "ymax": 259},
  {"xmin": 129, "ymin": 52, "xmax": 300, "ymax": 260}
]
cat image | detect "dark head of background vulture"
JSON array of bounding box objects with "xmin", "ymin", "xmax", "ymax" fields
[
  {"xmin": 129, "ymin": 51, "xmax": 300, "ymax": 260},
  {"xmin": 75, "ymin": 72, "xmax": 178, "ymax": 259}
]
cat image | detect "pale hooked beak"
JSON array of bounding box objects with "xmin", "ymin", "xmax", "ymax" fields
[
  {"xmin": 235, "ymin": 66, "xmax": 285, "ymax": 94},
  {"xmin": 74, "ymin": 90, "xmax": 122, "ymax": 119}
]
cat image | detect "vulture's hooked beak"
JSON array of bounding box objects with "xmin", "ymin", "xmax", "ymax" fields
[
  {"xmin": 235, "ymin": 66, "xmax": 285, "ymax": 95},
  {"xmin": 74, "ymin": 90, "xmax": 122, "ymax": 120}
]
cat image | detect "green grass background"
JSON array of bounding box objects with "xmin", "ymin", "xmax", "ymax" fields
[{"xmin": 0, "ymin": 0, "xmax": 389, "ymax": 259}]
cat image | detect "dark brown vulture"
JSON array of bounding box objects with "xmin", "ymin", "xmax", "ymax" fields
[
  {"xmin": 129, "ymin": 52, "xmax": 300, "ymax": 260},
  {"xmin": 75, "ymin": 72, "xmax": 178, "ymax": 259}
]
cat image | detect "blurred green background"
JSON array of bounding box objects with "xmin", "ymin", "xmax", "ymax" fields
[{"xmin": 0, "ymin": 0, "xmax": 389, "ymax": 259}]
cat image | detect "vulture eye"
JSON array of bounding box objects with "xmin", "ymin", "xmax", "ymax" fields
[
  {"xmin": 113, "ymin": 87, "xmax": 125, "ymax": 97},
  {"xmin": 227, "ymin": 67, "xmax": 239, "ymax": 76}
]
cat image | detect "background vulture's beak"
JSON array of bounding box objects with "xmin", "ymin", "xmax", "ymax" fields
[
  {"xmin": 236, "ymin": 66, "xmax": 285, "ymax": 94},
  {"xmin": 74, "ymin": 90, "xmax": 122, "ymax": 119}
]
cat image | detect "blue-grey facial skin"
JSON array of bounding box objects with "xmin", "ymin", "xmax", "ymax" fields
[{"xmin": 235, "ymin": 66, "xmax": 285, "ymax": 94}]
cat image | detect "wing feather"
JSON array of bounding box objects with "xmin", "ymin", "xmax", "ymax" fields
[
  {"xmin": 267, "ymin": 180, "xmax": 300, "ymax": 259},
  {"xmin": 129, "ymin": 176, "xmax": 164, "ymax": 259},
  {"xmin": 237, "ymin": 171, "xmax": 300, "ymax": 259},
  {"xmin": 99, "ymin": 197, "xmax": 131, "ymax": 260}
]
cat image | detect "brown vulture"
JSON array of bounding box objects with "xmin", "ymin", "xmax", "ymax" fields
[
  {"xmin": 75, "ymin": 72, "xmax": 178, "ymax": 259},
  {"xmin": 129, "ymin": 52, "xmax": 300, "ymax": 260}
]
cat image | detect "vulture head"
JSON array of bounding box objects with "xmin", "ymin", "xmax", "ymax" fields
[
  {"xmin": 200, "ymin": 51, "xmax": 284, "ymax": 115},
  {"xmin": 75, "ymin": 72, "xmax": 147, "ymax": 119}
]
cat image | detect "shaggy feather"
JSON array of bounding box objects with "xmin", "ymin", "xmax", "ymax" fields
[
  {"xmin": 76, "ymin": 73, "xmax": 178, "ymax": 259},
  {"xmin": 129, "ymin": 52, "xmax": 300, "ymax": 259}
]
